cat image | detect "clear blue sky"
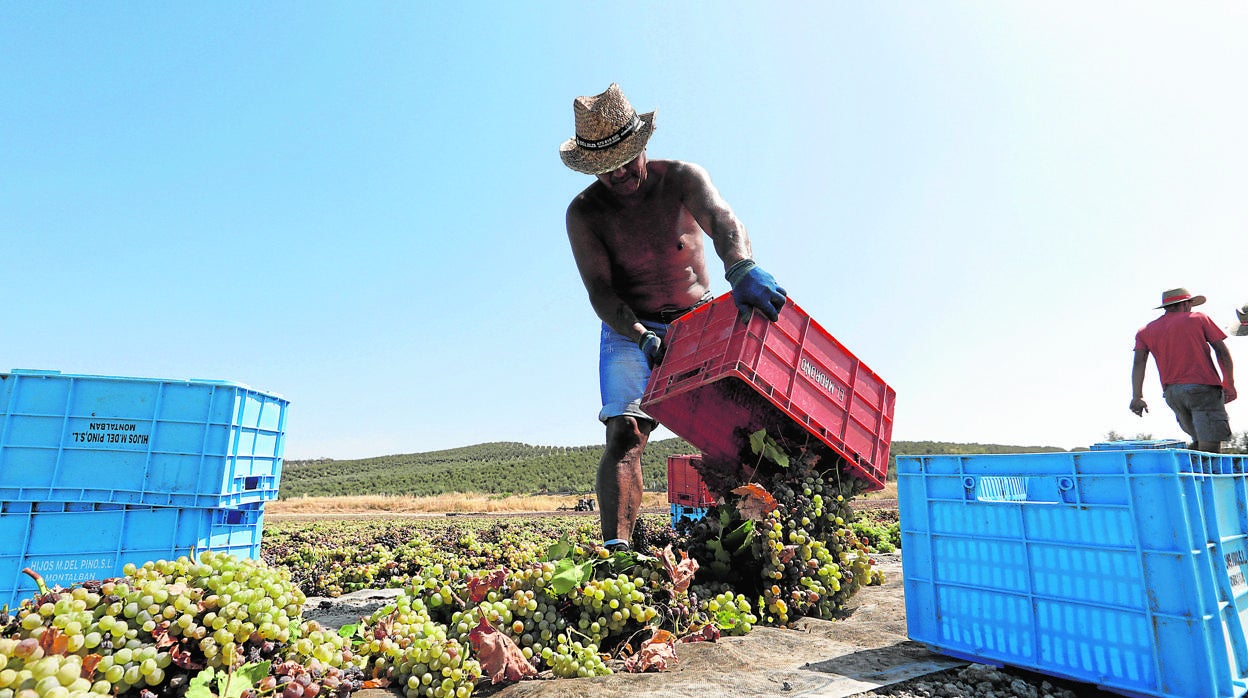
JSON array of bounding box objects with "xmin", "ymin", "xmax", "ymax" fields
[{"xmin": 4, "ymin": 3, "xmax": 1245, "ymax": 459}]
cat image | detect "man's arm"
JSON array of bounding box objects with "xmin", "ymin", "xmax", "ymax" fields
[
  {"xmin": 1130, "ymin": 348, "xmax": 1150, "ymax": 416},
  {"xmin": 1212, "ymin": 339, "xmax": 1237, "ymax": 403},
  {"xmin": 566, "ymin": 202, "xmax": 648, "ymax": 344},
  {"xmin": 675, "ymin": 162, "xmax": 786, "ymax": 322},
  {"xmin": 672, "ymin": 162, "xmax": 751, "ymax": 270}
]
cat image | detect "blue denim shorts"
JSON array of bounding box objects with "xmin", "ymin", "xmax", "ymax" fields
[
  {"xmin": 1163, "ymin": 383, "xmax": 1231, "ymax": 443},
  {"xmin": 598, "ymin": 320, "xmax": 667, "ymax": 424}
]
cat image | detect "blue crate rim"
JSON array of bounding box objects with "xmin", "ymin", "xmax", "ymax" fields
[{"xmin": 3, "ymin": 369, "xmax": 287, "ymax": 401}]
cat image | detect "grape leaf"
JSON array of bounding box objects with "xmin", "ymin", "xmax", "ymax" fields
[
  {"xmin": 764, "ymin": 441, "xmax": 790, "ymax": 468},
  {"xmin": 544, "ymin": 534, "xmax": 574, "ymax": 562},
  {"xmin": 81, "ymin": 654, "xmax": 103, "ymax": 678},
  {"xmin": 679, "ymin": 623, "xmax": 721, "ymax": 643},
  {"xmin": 549, "ymin": 559, "xmax": 594, "ymax": 595},
  {"xmin": 721, "ymin": 520, "xmax": 756, "ymax": 554},
  {"xmin": 468, "ymin": 614, "xmax": 537, "ymax": 684},
  {"xmin": 748, "ymin": 429, "xmax": 789, "ymax": 467},
  {"xmin": 39, "ymin": 626, "xmax": 69, "ymax": 656},
  {"xmin": 749, "ymin": 429, "xmax": 768, "ymax": 455},
  {"xmin": 186, "ymin": 667, "xmax": 216, "ymax": 698},
  {"xmin": 467, "ymin": 568, "xmax": 509, "ymax": 603},
  {"xmin": 233, "ymin": 662, "xmax": 272, "ymax": 689},
  {"xmin": 660, "ymin": 545, "xmax": 698, "ymax": 593},
  {"xmin": 187, "ymin": 662, "xmax": 271, "ymax": 698},
  {"xmin": 732, "ymin": 483, "xmax": 779, "ymax": 520},
  {"xmin": 623, "ymin": 629, "xmax": 678, "ymax": 672}
]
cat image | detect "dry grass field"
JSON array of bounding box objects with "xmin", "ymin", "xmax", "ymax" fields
[{"xmin": 267, "ymin": 478, "xmax": 898, "ymax": 516}]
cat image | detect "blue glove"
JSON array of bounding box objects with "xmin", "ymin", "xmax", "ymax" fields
[
  {"xmin": 726, "ymin": 259, "xmax": 787, "ymax": 322},
  {"xmin": 638, "ymin": 330, "xmax": 665, "ymax": 369}
]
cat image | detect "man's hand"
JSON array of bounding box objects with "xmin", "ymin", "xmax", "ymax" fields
[
  {"xmin": 727, "ymin": 260, "xmax": 787, "ymax": 323},
  {"xmin": 638, "ymin": 331, "xmax": 665, "ymax": 369},
  {"xmin": 1225, "ymin": 384, "xmax": 1238, "ymax": 404},
  {"xmin": 1129, "ymin": 397, "xmax": 1148, "ymax": 416}
]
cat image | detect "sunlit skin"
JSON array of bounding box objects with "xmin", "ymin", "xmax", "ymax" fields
[{"xmin": 566, "ymin": 148, "xmax": 758, "ymax": 542}]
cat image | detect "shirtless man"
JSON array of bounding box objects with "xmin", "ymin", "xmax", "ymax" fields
[{"xmin": 559, "ymin": 84, "xmax": 787, "ymax": 550}]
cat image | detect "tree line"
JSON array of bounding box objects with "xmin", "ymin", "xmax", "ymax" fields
[{"xmin": 279, "ymin": 437, "xmax": 1117, "ymax": 498}]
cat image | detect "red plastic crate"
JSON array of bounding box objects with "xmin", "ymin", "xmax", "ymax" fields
[
  {"xmin": 641, "ymin": 294, "xmax": 895, "ymax": 491},
  {"xmin": 667, "ymin": 453, "xmax": 714, "ymax": 507}
]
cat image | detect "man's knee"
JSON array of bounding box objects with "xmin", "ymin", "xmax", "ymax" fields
[{"xmin": 605, "ymin": 415, "xmax": 653, "ymax": 445}]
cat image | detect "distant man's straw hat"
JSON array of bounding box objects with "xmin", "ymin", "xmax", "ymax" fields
[
  {"xmin": 1156, "ymin": 287, "xmax": 1207, "ymax": 309},
  {"xmin": 559, "ymin": 83, "xmax": 657, "ymax": 175},
  {"xmin": 1229, "ymin": 303, "xmax": 1248, "ymax": 337}
]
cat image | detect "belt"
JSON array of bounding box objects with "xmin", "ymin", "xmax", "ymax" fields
[{"xmin": 636, "ymin": 293, "xmax": 713, "ymax": 324}]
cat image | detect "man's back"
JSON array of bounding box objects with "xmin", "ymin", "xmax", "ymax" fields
[{"xmin": 1136, "ymin": 311, "xmax": 1224, "ymax": 386}]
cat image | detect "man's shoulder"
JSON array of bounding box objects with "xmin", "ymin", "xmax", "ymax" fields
[{"xmin": 567, "ymin": 181, "xmax": 608, "ymax": 214}]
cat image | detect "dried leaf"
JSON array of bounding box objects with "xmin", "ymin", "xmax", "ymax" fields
[
  {"xmin": 623, "ymin": 630, "xmax": 678, "ymax": 673},
  {"xmin": 150, "ymin": 623, "xmax": 176, "ymax": 649},
  {"xmin": 170, "ymin": 643, "xmax": 205, "ymax": 671},
  {"xmin": 81, "ymin": 654, "xmax": 103, "ymax": 678},
  {"xmin": 39, "ymin": 626, "xmax": 69, "ymax": 656},
  {"xmin": 467, "ymin": 568, "xmax": 509, "ymax": 604},
  {"xmin": 660, "ymin": 546, "xmax": 699, "ymax": 593},
  {"xmin": 732, "ymin": 483, "xmax": 778, "ymax": 520},
  {"xmin": 370, "ymin": 608, "xmax": 399, "ymax": 640},
  {"xmin": 468, "ymin": 614, "xmax": 536, "ymax": 684},
  {"xmin": 778, "ymin": 545, "xmax": 798, "ymax": 564},
  {"xmin": 361, "ymin": 678, "xmax": 391, "ymax": 689},
  {"xmin": 679, "ymin": 624, "xmax": 721, "ymax": 644}
]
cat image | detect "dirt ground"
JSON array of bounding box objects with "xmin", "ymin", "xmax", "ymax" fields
[{"xmin": 303, "ymin": 553, "xmax": 970, "ymax": 698}]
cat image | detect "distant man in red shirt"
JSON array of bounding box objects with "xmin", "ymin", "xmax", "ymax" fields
[{"xmin": 1131, "ymin": 287, "xmax": 1237, "ymax": 452}]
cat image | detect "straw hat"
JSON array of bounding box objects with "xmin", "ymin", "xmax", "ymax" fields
[
  {"xmin": 559, "ymin": 83, "xmax": 657, "ymax": 175},
  {"xmin": 1156, "ymin": 287, "xmax": 1207, "ymax": 309},
  {"xmin": 1229, "ymin": 304, "xmax": 1248, "ymax": 337}
]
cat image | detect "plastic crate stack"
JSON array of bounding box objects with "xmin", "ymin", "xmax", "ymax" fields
[
  {"xmin": 0, "ymin": 370, "xmax": 288, "ymax": 608},
  {"xmin": 667, "ymin": 454, "xmax": 713, "ymax": 527}
]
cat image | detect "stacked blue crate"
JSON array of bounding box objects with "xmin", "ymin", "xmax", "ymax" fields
[
  {"xmin": 0, "ymin": 370, "xmax": 288, "ymax": 607},
  {"xmin": 670, "ymin": 503, "xmax": 709, "ymax": 527}
]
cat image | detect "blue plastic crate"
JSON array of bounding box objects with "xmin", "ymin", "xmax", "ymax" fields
[
  {"xmin": 0, "ymin": 500, "xmax": 263, "ymax": 608},
  {"xmin": 898, "ymin": 450, "xmax": 1248, "ymax": 698},
  {"xmin": 0, "ymin": 370, "xmax": 288, "ymax": 508},
  {"xmin": 670, "ymin": 503, "xmax": 708, "ymax": 528},
  {"xmin": 1090, "ymin": 439, "xmax": 1186, "ymax": 451}
]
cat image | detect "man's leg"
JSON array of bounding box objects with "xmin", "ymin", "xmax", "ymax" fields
[
  {"xmin": 597, "ymin": 415, "xmax": 653, "ymax": 544},
  {"xmin": 1196, "ymin": 440, "xmax": 1223, "ymax": 453},
  {"xmin": 1163, "ymin": 385, "xmax": 1200, "ymax": 448}
]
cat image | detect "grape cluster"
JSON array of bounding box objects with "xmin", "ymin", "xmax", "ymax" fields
[
  {"xmin": 0, "ymin": 639, "xmax": 104, "ymax": 698},
  {"xmin": 360, "ymin": 594, "xmax": 481, "ymax": 698},
  {"xmin": 700, "ymin": 590, "xmax": 757, "ymax": 636},
  {"xmin": 682, "ymin": 448, "xmax": 882, "ymax": 626},
  {"xmin": 567, "ymin": 573, "xmax": 658, "ymax": 642}
]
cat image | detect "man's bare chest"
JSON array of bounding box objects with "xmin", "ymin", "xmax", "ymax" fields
[{"xmin": 595, "ymin": 200, "xmax": 700, "ymax": 249}]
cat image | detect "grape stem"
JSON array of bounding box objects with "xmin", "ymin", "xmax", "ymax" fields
[{"xmin": 20, "ymin": 567, "xmax": 49, "ymax": 596}]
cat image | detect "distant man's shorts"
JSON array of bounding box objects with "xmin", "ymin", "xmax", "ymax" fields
[
  {"xmin": 598, "ymin": 320, "xmax": 666, "ymax": 425},
  {"xmin": 1163, "ymin": 383, "xmax": 1232, "ymax": 443}
]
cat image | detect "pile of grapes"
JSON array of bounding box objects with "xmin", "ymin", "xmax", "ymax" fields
[
  {"xmin": 1, "ymin": 436, "xmax": 887, "ymax": 698},
  {"xmin": 677, "ymin": 431, "xmax": 885, "ymax": 626}
]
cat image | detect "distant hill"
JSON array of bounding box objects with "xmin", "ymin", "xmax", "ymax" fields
[{"xmin": 278, "ymin": 438, "xmax": 1069, "ymax": 498}]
